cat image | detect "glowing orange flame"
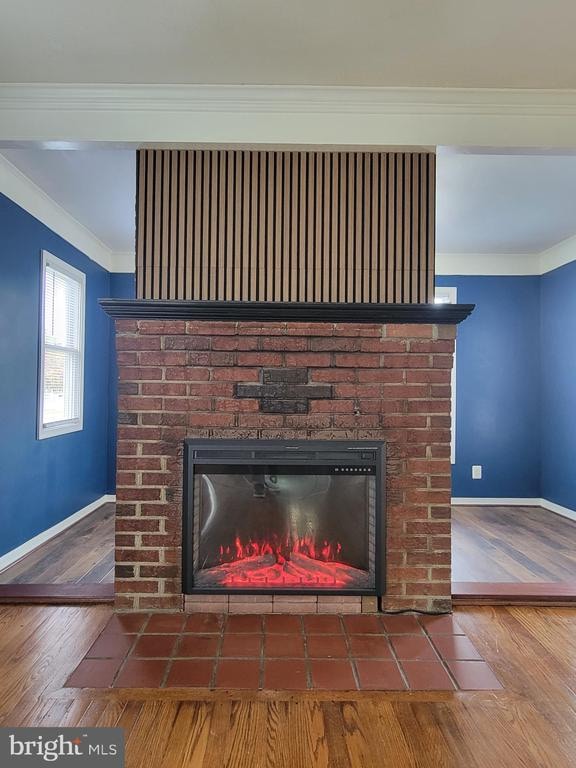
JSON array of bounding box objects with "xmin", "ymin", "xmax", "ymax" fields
[{"xmin": 217, "ymin": 534, "xmax": 343, "ymax": 565}]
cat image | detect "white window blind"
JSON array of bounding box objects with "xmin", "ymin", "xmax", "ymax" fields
[{"xmin": 38, "ymin": 252, "xmax": 85, "ymax": 439}]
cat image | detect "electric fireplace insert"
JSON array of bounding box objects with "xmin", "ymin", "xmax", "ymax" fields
[{"xmin": 183, "ymin": 440, "xmax": 385, "ymax": 595}]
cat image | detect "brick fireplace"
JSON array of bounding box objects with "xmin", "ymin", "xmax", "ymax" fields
[
  {"xmin": 109, "ymin": 313, "xmax": 461, "ymax": 614},
  {"xmin": 104, "ymin": 146, "xmax": 472, "ymax": 615}
]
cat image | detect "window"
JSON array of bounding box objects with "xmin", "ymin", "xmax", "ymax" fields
[
  {"xmin": 38, "ymin": 251, "xmax": 85, "ymax": 439},
  {"xmin": 434, "ymin": 286, "xmax": 457, "ymax": 464}
]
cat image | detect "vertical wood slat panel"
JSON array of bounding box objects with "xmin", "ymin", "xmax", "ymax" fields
[
  {"xmin": 283, "ymin": 152, "xmax": 291, "ymax": 302},
  {"xmin": 274, "ymin": 152, "xmax": 283, "ymax": 302},
  {"xmin": 143, "ymin": 150, "xmax": 155, "ymax": 299},
  {"xmin": 152, "ymin": 151, "xmax": 163, "ymax": 299},
  {"xmin": 322, "ymin": 152, "xmax": 331, "ymax": 303},
  {"xmin": 225, "ymin": 151, "xmax": 234, "ymax": 301},
  {"xmin": 306, "ymin": 153, "xmax": 315, "ymax": 303},
  {"xmin": 241, "ymin": 151, "xmax": 250, "ymax": 301},
  {"xmin": 209, "ymin": 150, "xmax": 218, "ymax": 300},
  {"xmin": 176, "ymin": 150, "xmax": 186, "ymax": 300},
  {"xmin": 394, "ymin": 154, "xmax": 403, "ymax": 303},
  {"xmin": 194, "ymin": 150, "xmax": 201, "ymax": 299},
  {"xmin": 338, "ymin": 153, "xmax": 347, "ymax": 303},
  {"xmin": 291, "ymin": 153, "xmax": 299, "ymax": 302},
  {"xmin": 160, "ymin": 151, "xmax": 170, "ymax": 300},
  {"xmin": 385, "ymin": 153, "xmax": 395, "ymax": 303},
  {"xmin": 346, "ymin": 153, "xmax": 355, "ymax": 303},
  {"xmin": 169, "ymin": 151, "xmax": 178, "ymax": 300},
  {"xmin": 135, "ymin": 149, "xmax": 436, "ymax": 303},
  {"xmin": 377, "ymin": 152, "xmax": 384, "ymax": 302},
  {"xmin": 372, "ymin": 153, "xmax": 381, "ymax": 303},
  {"xmin": 403, "ymin": 153, "xmax": 412, "ymax": 304},
  {"xmin": 298, "ymin": 153, "xmax": 307, "ymax": 302},
  {"xmin": 217, "ymin": 150, "xmax": 226, "ymax": 301},
  {"xmin": 233, "ymin": 151, "xmax": 242, "ymax": 301},
  {"xmin": 330, "ymin": 155, "xmax": 339, "ymax": 303},
  {"xmin": 362, "ymin": 153, "xmax": 370, "ymax": 303},
  {"xmin": 200, "ymin": 151, "xmax": 210, "ymax": 300}
]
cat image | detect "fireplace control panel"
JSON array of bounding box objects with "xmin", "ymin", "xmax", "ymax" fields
[{"xmin": 334, "ymin": 466, "xmax": 375, "ymax": 474}]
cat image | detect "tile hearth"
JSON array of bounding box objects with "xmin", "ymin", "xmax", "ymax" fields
[{"xmin": 65, "ymin": 612, "xmax": 502, "ymax": 692}]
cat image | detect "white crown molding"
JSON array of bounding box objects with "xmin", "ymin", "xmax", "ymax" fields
[
  {"xmin": 539, "ymin": 233, "xmax": 576, "ymax": 274},
  {"xmin": 438, "ymin": 244, "xmax": 576, "ymax": 276},
  {"xmin": 3, "ymin": 84, "xmax": 576, "ymax": 147},
  {"xmin": 0, "ymin": 152, "xmax": 113, "ymax": 271},
  {"xmin": 436, "ymin": 253, "xmax": 540, "ymax": 276},
  {"xmin": 1, "ymin": 84, "xmax": 576, "ymax": 115},
  {"xmin": 110, "ymin": 251, "xmax": 135, "ymax": 273}
]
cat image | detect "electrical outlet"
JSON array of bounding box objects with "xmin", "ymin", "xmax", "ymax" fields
[{"xmin": 472, "ymin": 465, "xmax": 482, "ymax": 480}]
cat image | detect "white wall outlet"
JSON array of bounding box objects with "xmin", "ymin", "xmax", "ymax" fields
[{"xmin": 472, "ymin": 465, "xmax": 482, "ymax": 480}]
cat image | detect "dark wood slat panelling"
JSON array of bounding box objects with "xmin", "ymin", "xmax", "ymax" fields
[{"xmin": 136, "ymin": 149, "xmax": 436, "ymax": 303}]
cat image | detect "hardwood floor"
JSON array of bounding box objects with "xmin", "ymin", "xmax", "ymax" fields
[
  {"xmin": 0, "ymin": 503, "xmax": 114, "ymax": 585},
  {"xmin": 1, "ymin": 604, "xmax": 575, "ymax": 766},
  {"xmin": 2, "ymin": 501, "xmax": 574, "ymax": 592},
  {"xmin": 452, "ymin": 505, "xmax": 576, "ymax": 583}
]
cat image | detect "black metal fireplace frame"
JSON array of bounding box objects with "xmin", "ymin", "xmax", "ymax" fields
[{"xmin": 182, "ymin": 439, "xmax": 386, "ymax": 596}]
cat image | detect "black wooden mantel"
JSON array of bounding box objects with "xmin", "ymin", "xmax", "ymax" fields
[{"xmin": 100, "ymin": 300, "xmax": 474, "ymax": 324}]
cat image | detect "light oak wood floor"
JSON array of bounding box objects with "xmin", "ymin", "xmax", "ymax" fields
[
  {"xmin": 0, "ymin": 604, "xmax": 575, "ymax": 767},
  {"xmin": 0, "ymin": 503, "xmax": 114, "ymax": 585},
  {"xmin": 452, "ymin": 505, "xmax": 576, "ymax": 583}
]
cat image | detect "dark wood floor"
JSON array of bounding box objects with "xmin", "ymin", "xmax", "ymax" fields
[
  {"xmin": 0, "ymin": 503, "xmax": 114, "ymax": 585},
  {"xmin": 452, "ymin": 505, "xmax": 576, "ymax": 583},
  {"xmin": 1, "ymin": 604, "xmax": 575, "ymax": 766},
  {"xmin": 2, "ymin": 502, "xmax": 575, "ymax": 588}
]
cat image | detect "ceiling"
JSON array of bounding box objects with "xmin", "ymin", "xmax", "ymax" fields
[
  {"xmin": 3, "ymin": 147, "xmax": 576, "ymax": 257},
  {"xmin": 436, "ymin": 150, "xmax": 576, "ymax": 254},
  {"xmin": 2, "ymin": 149, "xmax": 136, "ymax": 252},
  {"xmin": 1, "ymin": 0, "xmax": 576, "ymax": 88}
]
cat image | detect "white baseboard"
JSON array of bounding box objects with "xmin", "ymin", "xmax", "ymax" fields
[
  {"xmin": 452, "ymin": 496, "xmax": 576, "ymax": 522},
  {"xmin": 539, "ymin": 498, "xmax": 576, "ymax": 522},
  {"xmin": 451, "ymin": 497, "xmax": 541, "ymax": 506},
  {"xmin": 0, "ymin": 494, "xmax": 116, "ymax": 574}
]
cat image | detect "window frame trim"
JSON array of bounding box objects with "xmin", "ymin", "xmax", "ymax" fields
[{"xmin": 37, "ymin": 250, "xmax": 86, "ymax": 440}]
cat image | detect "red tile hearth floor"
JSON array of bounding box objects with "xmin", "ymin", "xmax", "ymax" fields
[{"xmin": 65, "ymin": 612, "xmax": 502, "ymax": 692}]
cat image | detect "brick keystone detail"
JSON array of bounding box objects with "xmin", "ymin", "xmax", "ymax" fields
[
  {"xmin": 235, "ymin": 368, "xmax": 333, "ymax": 414},
  {"xmin": 263, "ymin": 368, "xmax": 308, "ymax": 385}
]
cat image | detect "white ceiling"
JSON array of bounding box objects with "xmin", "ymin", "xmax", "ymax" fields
[
  {"xmin": 3, "ymin": 147, "xmax": 576, "ymax": 258},
  {"xmin": 1, "ymin": 149, "xmax": 135, "ymax": 252},
  {"xmin": 436, "ymin": 149, "xmax": 576, "ymax": 254},
  {"xmin": 1, "ymin": 0, "xmax": 576, "ymax": 88}
]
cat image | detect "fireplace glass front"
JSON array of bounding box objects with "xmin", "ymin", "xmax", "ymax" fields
[{"xmin": 183, "ymin": 440, "xmax": 385, "ymax": 594}]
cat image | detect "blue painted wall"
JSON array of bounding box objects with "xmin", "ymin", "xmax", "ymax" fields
[
  {"xmin": 540, "ymin": 260, "xmax": 576, "ymax": 511},
  {"xmin": 436, "ymin": 275, "xmax": 542, "ymax": 499},
  {"xmin": 107, "ymin": 273, "xmax": 136, "ymax": 493},
  {"xmin": 0, "ymin": 193, "xmax": 112, "ymax": 557}
]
